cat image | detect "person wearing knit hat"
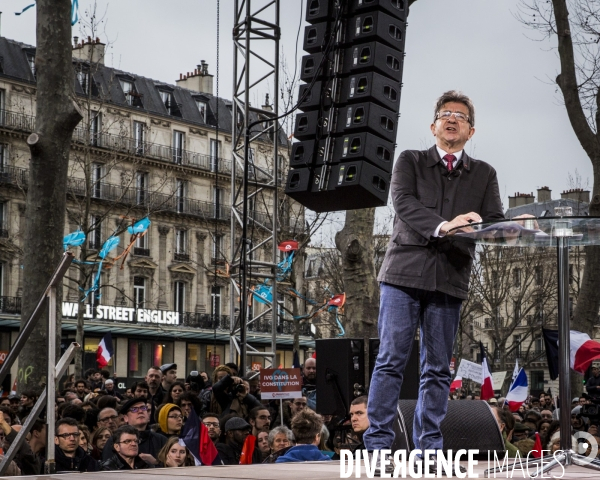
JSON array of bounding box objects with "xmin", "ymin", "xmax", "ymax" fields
[{"xmin": 155, "ymin": 404, "xmax": 184, "ymax": 439}]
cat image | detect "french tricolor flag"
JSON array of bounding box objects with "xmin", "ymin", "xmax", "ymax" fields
[
  {"xmin": 479, "ymin": 342, "xmax": 494, "ymax": 401},
  {"xmin": 504, "ymin": 368, "xmax": 528, "ymax": 412},
  {"xmin": 96, "ymin": 332, "xmax": 114, "ymax": 368},
  {"xmin": 450, "ymin": 375, "xmax": 462, "ymax": 393},
  {"xmin": 569, "ymin": 331, "xmax": 600, "ymax": 374}
]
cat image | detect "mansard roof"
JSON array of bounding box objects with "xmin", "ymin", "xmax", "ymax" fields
[{"xmin": 0, "ymin": 36, "xmax": 288, "ymax": 145}]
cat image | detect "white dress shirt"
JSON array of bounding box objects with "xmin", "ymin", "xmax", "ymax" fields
[{"xmin": 433, "ymin": 148, "xmax": 464, "ymax": 237}]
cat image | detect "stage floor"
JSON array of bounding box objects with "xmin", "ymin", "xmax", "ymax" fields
[{"xmin": 7, "ymin": 460, "xmax": 600, "ymax": 480}]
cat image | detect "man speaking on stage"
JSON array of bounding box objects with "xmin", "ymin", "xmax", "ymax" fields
[{"xmin": 364, "ymin": 91, "xmax": 504, "ymax": 472}]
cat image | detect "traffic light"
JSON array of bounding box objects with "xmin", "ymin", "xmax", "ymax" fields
[{"xmin": 285, "ymin": 0, "xmax": 407, "ymax": 213}]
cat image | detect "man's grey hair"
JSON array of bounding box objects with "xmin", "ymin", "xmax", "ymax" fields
[
  {"xmin": 433, "ymin": 90, "xmax": 475, "ymax": 126},
  {"xmin": 268, "ymin": 425, "xmax": 294, "ymax": 447}
]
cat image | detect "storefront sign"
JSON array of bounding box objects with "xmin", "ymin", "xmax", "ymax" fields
[
  {"xmin": 0, "ymin": 351, "xmax": 7, "ymax": 365},
  {"xmin": 61, "ymin": 302, "xmax": 180, "ymax": 325},
  {"xmin": 209, "ymin": 354, "xmax": 221, "ymax": 367},
  {"xmin": 252, "ymin": 362, "xmax": 262, "ymax": 371},
  {"xmin": 260, "ymin": 367, "xmax": 302, "ymax": 399}
]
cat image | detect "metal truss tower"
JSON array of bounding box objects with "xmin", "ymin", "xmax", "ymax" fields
[{"xmin": 229, "ymin": 0, "xmax": 280, "ymax": 374}]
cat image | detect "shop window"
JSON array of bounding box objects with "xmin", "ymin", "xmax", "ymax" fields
[{"xmin": 128, "ymin": 339, "xmax": 173, "ymax": 377}]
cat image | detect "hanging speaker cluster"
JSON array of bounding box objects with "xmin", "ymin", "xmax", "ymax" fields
[{"xmin": 285, "ymin": 0, "xmax": 407, "ymax": 212}]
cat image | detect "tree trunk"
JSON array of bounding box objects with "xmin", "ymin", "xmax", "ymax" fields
[
  {"xmin": 551, "ymin": 0, "xmax": 600, "ymax": 396},
  {"xmin": 335, "ymin": 208, "xmax": 379, "ymax": 382},
  {"xmin": 18, "ymin": 0, "xmax": 83, "ymax": 393}
]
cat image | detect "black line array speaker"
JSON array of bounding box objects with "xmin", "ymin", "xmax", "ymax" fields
[
  {"xmin": 392, "ymin": 400, "xmax": 505, "ymax": 456},
  {"xmin": 316, "ymin": 338, "xmax": 365, "ymax": 416},
  {"xmin": 285, "ymin": 161, "xmax": 391, "ymax": 211},
  {"xmin": 369, "ymin": 338, "xmax": 419, "ymax": 400},
  {"xmin": 286, "ymin": 0, "xmax": 407, "ymax": 213}
]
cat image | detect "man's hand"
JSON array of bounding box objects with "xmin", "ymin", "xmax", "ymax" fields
[{"xmin": 440, "ymin": 212, "xmax": 482, "ymax": 236}]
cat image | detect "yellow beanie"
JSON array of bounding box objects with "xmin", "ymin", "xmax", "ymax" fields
[{"xmin": 158, "ymin": 403, "xmax": 180, "ymax": 433}]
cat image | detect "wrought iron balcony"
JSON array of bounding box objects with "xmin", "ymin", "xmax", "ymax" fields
[
  {"xmin": 0, "ymin": 165, "xmax": 29, "ymax": 188},
  {"xmin": 66, "ymin": 177, "xmax": 232, "ymax": 221},
  {"xmin": 0, "ymin": 110, "xmax": 36, "ymax": 132},
  {"xmin": 0, "ymin": 296, "xmax": 22, "ymax": 314},
  {"xmin": 174, "ymin": 252, "xmax": 190, "ymax": 262}
]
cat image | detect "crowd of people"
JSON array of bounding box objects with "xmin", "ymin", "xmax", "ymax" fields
[{"xmin": 1, "ymin": 359, "xmax": 598, "ymax": 474}]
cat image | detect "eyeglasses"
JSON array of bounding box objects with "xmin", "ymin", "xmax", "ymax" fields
[
  {"xmin": 168, "ymin": 414, "xmax": 184, "ymax": 420},
  {"xmin": 99, "ymin": 415, "xmax": 118, "ymax": 422},
  {"xmin": 56, "ymin": 432, "xmax": 79, "ymax": 439},
  {"xmin": 129, "ymin": 405, "xmax": 148, "ymax": 413},
  {"xmin": 203, "ymin": 422, "xmax": 220, "ymax": 428},
  {"xmin": 436, "ymin": 110, "xmax": 470, "ymax": 123},
  {"xmin": 118, "ymin": 438, "xmax": 141, "ymax": 445}
]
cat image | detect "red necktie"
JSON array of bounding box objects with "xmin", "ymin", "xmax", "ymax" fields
[{"xmin": 443, "ymin": 154, "xmax": 456, "ymax": 172}]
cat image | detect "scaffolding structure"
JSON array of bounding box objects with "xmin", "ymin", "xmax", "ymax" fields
[{"xmin": 229, "ymin": 0, "xmax": 281, "ymax": 374}]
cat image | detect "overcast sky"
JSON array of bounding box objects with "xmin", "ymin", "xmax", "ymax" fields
[{"xmin": 2, "ymin": 0, "xmax": 594, "ymax": 227}]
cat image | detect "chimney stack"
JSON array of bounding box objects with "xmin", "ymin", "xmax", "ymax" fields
[
  {"xmin": 72, "ymin": 36, "xmax": 106, "ymax": 65},
  {"xmin": 561, "ymin": 188, "xmax": 590, "ymax": 203},
  {"xmin": 508, "ymin": 192, "xmax": 535, "ymax": 209},
  {"xmin": 537, "ymin": 186, "xmax": 552, "ymax": 203},
  {"xmin": 176, "ymin": 61, "xmax": 214, "ymax": 94}
]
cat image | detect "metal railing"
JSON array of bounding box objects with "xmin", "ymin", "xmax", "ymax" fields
[
  {"xmin": 0, "ymin": 298, "xmax": 311, "ymax": 337},
  {"xmin": 0, "ymin": 296, "xmax": 21, "ymax": 314},
  {"xmin": 0, "ymin": 110, "xmax": 281, "ymax": 182}
]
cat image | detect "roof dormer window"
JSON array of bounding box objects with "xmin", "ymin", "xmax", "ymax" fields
[
  {"xmin": 119, "ymin": 76, "xmax": 143, "ymax": 107},
  {"xmin": 26, "ymin": 52, "xmax": 36, "ymax": 78},
  {"xmin": 196, "ymin": 100, "xmax": 207, "ymax": 122},
  {"xmin": 159, "ymin": 89, "xmax": 181, "ymax": 117}
]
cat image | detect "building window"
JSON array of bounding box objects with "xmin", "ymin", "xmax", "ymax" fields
[
  {"xmin": 175, "ymin": 229, "xmax": 188, "ymax": 261},
  {"xmin": 210, "ymin": 139, "xmax": 221, "ymax": 172},
  {"xmin": 133, "ymin": 276, "xmax": 146, "ymax": 309},
  {"xmin": 91, "ymin": 163, "xmax": 103, "ymax": 198},
  {"xmin": 535, "ymin": 266, "xmax": 543, "ymax": 286},
  {"xmin": 176, "ymin": 179, "xmax": 186, "ymax": 213},
  {"xmin": 134, "ymin": 231, "xmax": 149, "ymax": 256},
  {"xmin": 0, "ymin": 144, "xmax": 7, "ymax": 171},
  {"xmin": 513, "ymin": 300, "xmax": 521, "ymax": 322},
  {"xmin": 26, "ymin": 53, "xmax": 36, "ymax": 77},
  {"xmin": 77, "ymin": 69, "xmax": 90, "ymax": 94},
  {"xmin": 136, "ymin": 171, "xmax": 148, "ymax": 205},
  {"xmin": 120, "ymin": 79, "xmax": 133, "ymax": 105},
  {"xmin": 211, "ymin": 286, "xmax": 222, "ymax": 317},
  {"xmin": 174, "ymin": 281, "xmax": 185, "ymax": 314},
  {"xmin": 513, "ymin": 334, "xmax": 522, "ymax": 357},
  {"xmin": 212, "ymin": 234, "xmax": 224, "ymax": 262},
  {"xmin": 248, "ymin": 147, "xmax": 256, "ymax": 176},
  {"xmin": 530, "ymin": 370, "xmax": 545, "ymax": 392},
  {"xmin": 196, "ymin": 100, "xmax": 207, "ymax": 122},
  {"xmin": 90, "ymin": 112, "xmax": 102, "ymax": 146},
  {"xmin": 535, "ymin": 335, "xmax": 544, "ymax": 353},
  {"xmin": 84, "ymin": 338, "xmax": 114, "ymax": 375},
  {"xmin": 133, "ymin": 121, "xmax": 145, "ymax": 155},
  {"xmin": 173, "ymin": 131, "xmax": 185, "ymax": 164},
  {"xmin": 0, "ymin": 203, "xmax": 6, "ymax": 238},
  {"xmin": 159, "ymin": 90, "xmax": 180, "ymax": 116},
  {"xmin": 128, "ymin": 339, "xmax": 173, "ymax": 377},
  {"xmin": 0, "ymin": 89, "xmax": 5, "ymax": 125},
  {"xmin": 512, "ymin": 268, "xmax": 521, "ymax": 288},
  {"xmin": 213, "ymin": 187, "xmax": 223, "ymax": 219},
  {"xmin": 89, "ymin": 215, "xmax": 102, "ymax": 249}
]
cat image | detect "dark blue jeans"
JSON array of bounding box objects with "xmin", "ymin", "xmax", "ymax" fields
[{"xmin": 364, "ymin": 283, "xmax": 462, "ymax": 452}]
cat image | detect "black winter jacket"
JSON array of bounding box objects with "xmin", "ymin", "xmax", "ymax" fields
[
  {"xmin": 101, "ymin": 428, "xmax": 166, "ymax": 460},
  {"xmin": 55, "ymin": 446, "xmax": 99, "ymax": 473},
  {"xmin": 99, "ymin": 453, "xmax": 152, "ymax": 471}
]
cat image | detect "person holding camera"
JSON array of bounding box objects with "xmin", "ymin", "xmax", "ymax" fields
[{"xmin": 212, "ymin": 374, "xmax": 262, "ymax": 418}]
